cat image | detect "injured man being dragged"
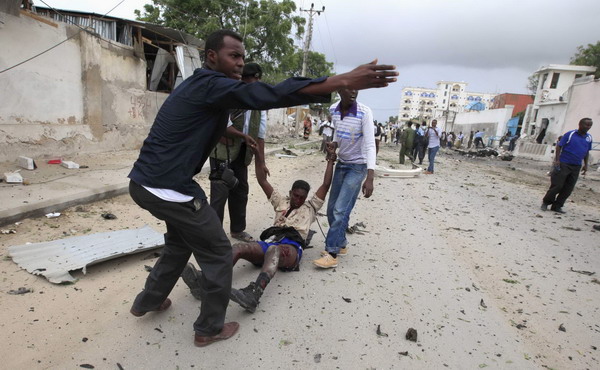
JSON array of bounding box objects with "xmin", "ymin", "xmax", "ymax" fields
[{"xmin": 182, "ymin": 144, "xmax": 338, "ymax": 313}]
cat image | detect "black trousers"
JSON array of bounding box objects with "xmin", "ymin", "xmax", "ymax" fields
[
  {"xmin": 542, "ymin": 162, "xmax": 581, "ymax": 209},
  {"xmin": 413, "ymin": 141, "xmax": 425, "ymax": 164},
  {"xmin": 129, "ymin": 181, "xmax": 232, "ymax": 336},
  {"xmin": 209, "ymin": 146, "xmax": 249, "ymax": 233}
]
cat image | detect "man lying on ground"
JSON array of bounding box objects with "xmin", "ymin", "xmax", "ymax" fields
[{"xmin": 182, "ymin": 145, "xmax": 337, "ymax": 313}]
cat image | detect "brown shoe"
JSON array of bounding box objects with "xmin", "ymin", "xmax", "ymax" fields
[
  {"xmin": 130, "ymin": 298, "xmax": 172, "ymax": 317},
  {"xmin": 194, "ymin": 322, "xmax": 240, "ymax": 347}
]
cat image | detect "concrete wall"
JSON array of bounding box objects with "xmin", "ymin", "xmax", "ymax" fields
[
  {"xmin": 562, "ymin": 79, "xmax": 600, "ymax": 164},
  {"xmin": 450, "ymin": 106, "xmax": 514, "ymax": 143},
  {"xmin": 535, "ymin": 102, "xmax": 568, "ymax": 144},
  {"xmin": 0, "ymin": 11, "xmax": 166, "ymax": 162},
  {"xmin": 517, "ymin": 78, "xmax": 600, "ymax": 164}
]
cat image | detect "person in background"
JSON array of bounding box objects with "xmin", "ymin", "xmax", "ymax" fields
[
  {"xmin": 399, "ymin": 121, "xmax": 415, "ymax": 164},
  {"xmin": 303, "ymin": 116, "xmax": 312, "ymax": 140},
  {"xmin": 541, "ymin": 118, "xmax": 593, "ymax": 214},
  {"xmin": 209, "ymin": 62, "xmax": 267, "ymax": 243},
  {"xmin": 319, "ymin": 116, "xmax": 335, "ymax": 153},
  {"xmin": 423, "ymin": 119, "xmax": 442, "ymax": 175}
]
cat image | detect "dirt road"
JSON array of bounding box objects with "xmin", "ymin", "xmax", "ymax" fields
[{"xmin": 1, "ymin": 144, "xmax": 599, "ymax": 369}]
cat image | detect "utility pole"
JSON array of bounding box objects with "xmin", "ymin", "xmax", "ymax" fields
[{"xmin": 295, "ymin": 3, "xmax": 325, "ymax": 136}]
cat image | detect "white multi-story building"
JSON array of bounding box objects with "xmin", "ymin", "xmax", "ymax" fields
[
  {"xmin": 398, "ymin": 81, "xmax": 496, "ymax": 128},
  {"xmin": 521, "ymin": 64, "xmax": 596, "ymax": 139}
]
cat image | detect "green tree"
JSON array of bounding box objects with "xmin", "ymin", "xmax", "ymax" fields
[
  {"xmin": 261, "ymin": 49, "xmax": 334, "ymax": 111},
  {"xmin": 262, "ymin": 50, "xmax": 334, "ymax": 84},
  {"xmin": 135, "ymin": 0, "xmax": 306, "ymax": 71},
  {"xmin": 570, "ymin": 40, "xmax": 600, "ymax": 78}
]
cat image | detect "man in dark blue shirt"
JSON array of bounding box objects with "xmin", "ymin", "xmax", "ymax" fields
[
  {"xmin": 542, "ymin": 118, "xmax": 593, "ymax": 213},
  {"xmin": 127, "ymin": 29, "xmax": 398, "ymax": 347}
]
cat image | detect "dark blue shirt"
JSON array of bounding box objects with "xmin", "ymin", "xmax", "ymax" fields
[
  {"xmin": 129, "ymin": 68, "xmax": 329, "ymax": 198},
  {"xmin": 558, "ymin": 129, "xmax": 593, "ymax": 166}
]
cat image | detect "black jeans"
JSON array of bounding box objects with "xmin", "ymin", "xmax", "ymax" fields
[
  {"xmin": 413, "ymin": 141, "xmax": 425, "ymax": 164},
  {"xmin": 129, "ymin": 181, "xmax": 232, "ymax": 336},
  {"xmin": 209, "ymin": 145, "xmax": 249, "ymax": 233},
  {"xmin": 542, "ymin": 162, "xmax": 581, "ymax": 209}
]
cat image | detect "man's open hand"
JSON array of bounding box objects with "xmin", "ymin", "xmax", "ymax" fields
[{"xmin": 342, "ymin": 60, "xmax": 398, "ymax": 90}]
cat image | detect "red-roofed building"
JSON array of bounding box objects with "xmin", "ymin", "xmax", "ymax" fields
[{"xmin": 490, "ymin": 93, "xmax": 534, "ymax": 116}]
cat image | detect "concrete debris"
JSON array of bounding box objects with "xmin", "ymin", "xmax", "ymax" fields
[
  {"xmin": 3, "ymin": 172, "xmax": 23, "ymax": 184},
  {"xmin": 8, "ymin": 287, "xmax": 32, "ymax": 295},
  {"xmin": 8, "ymin": 225, "xmax": 164, "ymax": 284},
  {"xmin": 61, "ymin": 161, "xmax": 80, "ymax": 169},
  {"xmin": 405, "ymin": 328, "xmax": 418, "ymax": 342},
  {"xmin": 17, "ymin": 156, "xmax": 37, "ymax": 170},
  {"xmin": 455, "ymin": 148, "xmax": 499, "ymax": 157},
  {"xmin": 45, "ymin": 212, "xmax": 61, "ymax": 218},
  {"xmin": 375, "ymin": 165, "xmax": 422, "ymax": 178}
]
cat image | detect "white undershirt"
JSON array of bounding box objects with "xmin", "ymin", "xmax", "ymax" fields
[{"xmin": 142, "ymin": 186, "xmax": 193, "ymax": 202}]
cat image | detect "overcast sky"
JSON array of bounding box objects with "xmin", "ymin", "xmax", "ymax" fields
[{"xmin": 38, "ymin": 0, "xmax": 600, "ymax": 121}]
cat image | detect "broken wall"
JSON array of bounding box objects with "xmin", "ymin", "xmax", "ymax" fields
[
  {"xmin": 452, "ymin": 106, "xmax": 514, "ymax": 138},
  {"xmin": 0, "ymin": 11, "xmax": 167, "ymax": 162}
]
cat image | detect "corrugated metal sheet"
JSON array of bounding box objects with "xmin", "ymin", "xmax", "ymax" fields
[
  {"xmin": 8, "ymin": 225, "xmax": 164, "ymax": 284},
  {"xmin": 34, "ymin": 7, "xmax": 204, "ymax": 49}
]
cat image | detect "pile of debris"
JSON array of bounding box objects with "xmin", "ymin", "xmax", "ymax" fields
[{"xmin": 454, "ymin": 148, "xmax": 499, "ymax": 158}]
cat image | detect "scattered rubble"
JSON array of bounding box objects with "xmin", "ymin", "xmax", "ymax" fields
[
  {"xmin": 3, "ymin": 172, "xmax": 23, "ymax": 184},
  {"xmin": 17, "ymin": 156, "xmax": 37, "ymax": 170},
  {"xmin": 405, "ymin": 328, "xmax": 418, "ymax": 342},
  {"xmin": 61, "ymin": 161, "xmax": 80, "ymax": 169},
  {"xmin": 376, "ymin": 324, "xmax": 388, "ymax": 337},
  {"xmin": 8, "ymin": 287, "xmax": 32, "ymax": 295}
]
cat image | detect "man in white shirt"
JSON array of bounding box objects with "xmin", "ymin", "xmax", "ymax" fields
[
  {"xmin": 319, "ymin": 116, "xmax": 335, "ymax": 153},
  {"xmin": 313, "ymin": 88, "xmax": 376, "ymax": 268},
  {"xmin": 424, "ymin": 119, "xmax": 442, "ymax": 174}
]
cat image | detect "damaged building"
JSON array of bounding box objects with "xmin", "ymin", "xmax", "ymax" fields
[{"xmin": 0, "ymin": 0, "xmax": 204, "ymax": 162}]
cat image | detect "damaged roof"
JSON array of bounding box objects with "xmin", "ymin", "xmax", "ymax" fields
[{"xmin": 33, "ymin": 5, "xmax": 205, "ymax": 49}]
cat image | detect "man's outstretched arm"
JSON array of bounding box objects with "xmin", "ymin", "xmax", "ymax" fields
[
  {"xmin": 298, "ymin": 60, "xmax": 397, "ymax": 96},
  {"xmin": 315, "ymin": 146, "xmax": 337, "ymax": 201}
]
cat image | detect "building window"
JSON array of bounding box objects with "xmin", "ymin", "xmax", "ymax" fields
[
  {"xmin": 575, "ymin": 74, "xmax": 583, "ymax": 79},
  {"xmin": 444, "ymin": 91, "xmax": 447, "ymax": 96},
  {"xmin": 533, "ymin": 108, "xmax": 539, "ymax": 121},
  {"xmin": 550, "ymin": 73, "xmax": 560, "ymax": 89},
  {"xmin": 541, "ymin": 73, "xmax": 548, "ymax": 88}
]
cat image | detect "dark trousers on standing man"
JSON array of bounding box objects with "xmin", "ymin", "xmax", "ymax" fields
[
  {"xmin": 542, "ymin": 162, "xmax": 581, "ymax": 209},
  {"xmin": 210, "ymin": 145, "xmax": 249, "ymax": 233},
  {"xmin": 413, "ymin": 141, "xmax": 425, "ymax": 164},
  {"xmin": 129, "ymin": 180, "xmax": 232, "ymax": 336}
]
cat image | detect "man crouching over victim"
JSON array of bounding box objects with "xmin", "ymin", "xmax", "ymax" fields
[{"xmin": 182, "ymin": 144, "xmax": 337, "ymax": 313}]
